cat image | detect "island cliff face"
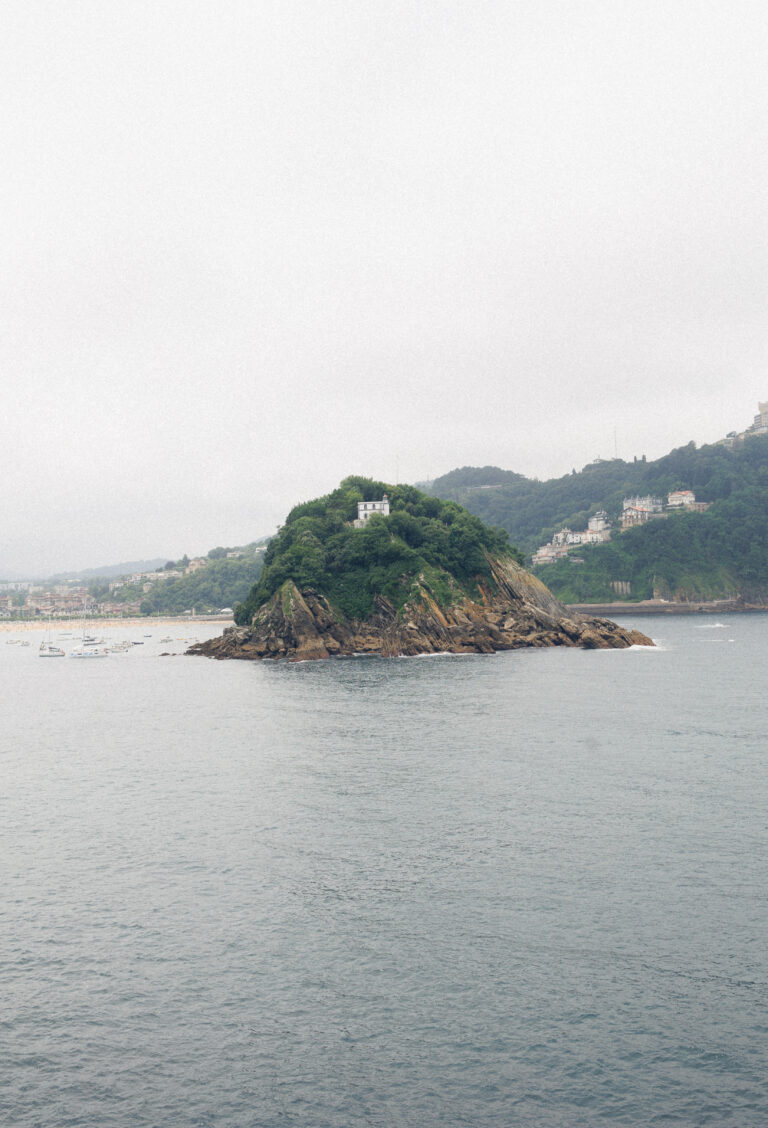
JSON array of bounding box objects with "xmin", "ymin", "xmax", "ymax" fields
[{"xmin": 188, "ymin": 554, "xmax": 652, "ymax": 661}]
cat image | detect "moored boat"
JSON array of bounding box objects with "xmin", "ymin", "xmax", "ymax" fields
[
  {"xmin": 70, "ymin": 602, "xmax": 109, "ymax": 657},
  {"xmin": 39, "ymin": 643, "xmax": 66, "ymax": 657}
]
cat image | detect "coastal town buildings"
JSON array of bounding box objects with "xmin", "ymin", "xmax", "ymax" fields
[
  {"xmin": 532, "ymin": 511, "xmax": 613, "ymax": 564},
  {"xmin": 0, "ymin": 543, "xmax": 263, "ymax": 620},
  {"xmin": 667, "ymin": 489, "xmax": 695, "ymax": 507},
  {"xmin": 0, "ymin": 567, "xmax": 191, "ymax": 618},
  {"xmin": 533, "ymin": 490, "xmax": 711, "ymax": 566},
  {"xmin": 531, "ymin": 544, "xmax": 565, "ymax": 565},
  {"xmin": 666, "ymin": 490, "xmax": 710, "ymax": 513},
  {"xmin": 1, "ymin": 584, "xmax": 145, "ymax": 618},
  {"xmin": 620, "ymin": 496, "xmax": 664, "ymax": 528}
]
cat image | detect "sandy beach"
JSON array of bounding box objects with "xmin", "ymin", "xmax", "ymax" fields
[{"xmin": 0, "ymin": 616, "xmax": 233, "ymax": 634}]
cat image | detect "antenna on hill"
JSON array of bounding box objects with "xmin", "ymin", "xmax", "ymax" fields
[{"xmin": 614, "ymin": 428, "xmax": 618, "ymax": 459}]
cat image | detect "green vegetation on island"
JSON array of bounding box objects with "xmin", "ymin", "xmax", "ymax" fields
[
  {"xmin": 235, "ymin": 476, "xmax": 519, "ymax": 625},
  {"xmin": 428, "ymin": 435, "xmax": 768, "ymax": 603}
]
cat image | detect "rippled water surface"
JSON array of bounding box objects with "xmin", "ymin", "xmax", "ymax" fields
[{"xmin": 2, "ymin": 615, "xmax": 767, "ymax": 1126}]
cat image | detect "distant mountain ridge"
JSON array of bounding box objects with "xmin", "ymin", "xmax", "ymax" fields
[{"xmin": 48, "ymin": 559, "xmax": 169, "ymax": 582}]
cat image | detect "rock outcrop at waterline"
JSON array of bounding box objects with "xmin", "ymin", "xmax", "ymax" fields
[{"xmin": 187, "ymin": 555, "xmax": 653, "ymax": 661}]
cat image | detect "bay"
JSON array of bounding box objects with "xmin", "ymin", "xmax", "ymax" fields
[{"xmin": 1, "ymin": 615, "xmax": 766, "ymax": 1126}]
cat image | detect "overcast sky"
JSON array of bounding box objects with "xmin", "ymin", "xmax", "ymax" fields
[{"xmin": 2, "ymin": 1, "xmax": 767, "ymax": 575}]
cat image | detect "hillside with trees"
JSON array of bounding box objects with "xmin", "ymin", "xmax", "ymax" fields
[
  {"xmin": 235, "ymin": 476, "xmax": 519, "ymax": 626},
  {"xmin": 428, "ymin": 436, "xmax": 768, "ymax": 603},
  {"xmin": 88, "ymin": 546, "xmax": 264, "ymax": 616}
]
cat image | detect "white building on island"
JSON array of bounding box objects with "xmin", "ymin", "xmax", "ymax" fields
[{"xmin": 354, "ymin": 494, "xmax": 390, "ymax": 527}]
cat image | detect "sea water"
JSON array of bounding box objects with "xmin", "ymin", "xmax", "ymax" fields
[{"xmin": 1, "ymin": 615, "xmax": 767, "ymax": 1126}]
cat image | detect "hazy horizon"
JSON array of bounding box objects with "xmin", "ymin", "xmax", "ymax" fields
[
  {"xmin": 1, "ymin": 424, "xmax": 750, "ymax": 580},
  {"xmin": 3, "ymin": 1, "xmax": 767, "ymax": 575}
]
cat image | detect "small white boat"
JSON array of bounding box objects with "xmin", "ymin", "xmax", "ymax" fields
[
  {"xmin": 70, "ymin": 603, "xmax": 108, "ymax": 657},
  {"xmin": 40, "ymin": 621, "xmax": 66, "ymax": 656}
]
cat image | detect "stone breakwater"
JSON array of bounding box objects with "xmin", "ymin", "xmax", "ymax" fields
[
  {"xmin": 567, "ymin": 599, "xmax": 767, "ymax": 615},
  {"xmin": 187, "ymin": 556, "xmax": 653, "ymax": 661}
]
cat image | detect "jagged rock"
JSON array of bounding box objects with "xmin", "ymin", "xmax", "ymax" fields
[{"xmin": 187, "ymin": 555, "xmax": 653, "ymax": 661}]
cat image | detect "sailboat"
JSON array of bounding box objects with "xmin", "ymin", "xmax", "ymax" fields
[
  {"xmin": 39, "ymin": 619, "xmax": 65, "ymax": 657},
  {"xmin": 39, "ymin": 640, "xmax": 66, "ymax": 657},
  {"xmin": 69, "ymin": 603, "xmax": 108, "ymax": 658}
]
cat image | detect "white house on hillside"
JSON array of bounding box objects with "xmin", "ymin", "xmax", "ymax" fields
[{"xmin": 354, "ymin": 495, "xmax": 390, "ymax": 527}]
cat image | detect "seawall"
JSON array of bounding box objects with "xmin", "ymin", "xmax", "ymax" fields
[{"xmin": 565, "ymin": 599, "xmax": 767, "ymax": 616}]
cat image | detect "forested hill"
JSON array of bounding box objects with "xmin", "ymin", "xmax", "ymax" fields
[
  {"xmin": 235, "ymin": 476, "xmax": 519, "ymax": 626},
  {"xmin": 87, "ymin": 548, "xmax": 265, "ymax": 616},
  {"xmin": 427, "ymin": 436, "xmax": 768, "ymax": 603}
]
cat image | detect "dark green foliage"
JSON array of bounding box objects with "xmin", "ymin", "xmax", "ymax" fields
[
  {"xmin": 235, "ymin": 477, "xmax": 521, "ymax": 625},
  {"xmin": 430, "ymin": 460, "xmax": 651, "ymax": 554},
  {"xmin": 428, "ymin": 466, "xmax": 527, "ymax": 491},
  {"xmin": 430, "ymin": 436, "xmax": 768, "ymax": 602},
  {"xmin": 430, "ymin": 439, "xmax": 768, "ymax": 554}
]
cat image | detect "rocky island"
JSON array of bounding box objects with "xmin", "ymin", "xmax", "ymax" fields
[{"xmin": 188, "ymin": 478, "xmax": 653, "ymax": 661}]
